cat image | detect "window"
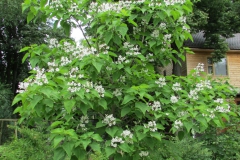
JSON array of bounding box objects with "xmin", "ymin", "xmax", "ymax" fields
[{"xmin": 207, "ymin": 57, "xmax": 228, "ymax": 75}]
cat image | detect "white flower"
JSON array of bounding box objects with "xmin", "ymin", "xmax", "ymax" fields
[
  {"xmin": 155, "ymin": 77, "xmax": 166, "ymax": 87},
  {"xmin": 174, "ymin": 120, "xmax": 183, "ymax": 129},
  {"xmin": 121, "ymin": 130, "xmax": 133, "ymax": 139},
  {"xmin": 170, "ymin": 95, "xmax": 178, "ymax": 103},
  {"xmin": 139, "ymin": 151, "xmax": 149, "ymax": 157},
  {"xmin": 113, "ymin": 89, "xmax": 122, "ymax": 97},
  {"xmin": 172, "ymin": 82, "xmax": 181, "ymax": 91},
  {"xmin": 144, "ymin": 121, "xmax": 157, "ymax": 132},
  {"xmin": 111, "ymin": 136, "xmax": 124, "ymax": 148},
  {"xmin": 94, "ymin": 85, "xmax": 105, "ymax": 97},
  {"xmin": 149, "ymin": 101, "xmax": 161, "ymax": 111},
  {"xmin": 102, "ymin": 114, "xmax": 116, "ymax": 126}
]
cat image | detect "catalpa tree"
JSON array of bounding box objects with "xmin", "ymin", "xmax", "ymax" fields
[{"xmin": 13, "ymin": 0, "xmax": 237, "ymax": 159}]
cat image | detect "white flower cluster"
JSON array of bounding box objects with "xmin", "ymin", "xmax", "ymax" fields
[
  {"xmin": 155, "ymin": 77, "xmax": 166, "ymax": 87},
  {"xmin": 60, "ymin": 56, "xmax": 71, "ymax": 66},
  {"xmin": 144, "ymin": 121, "xmax": 157, "ymax": 132},
  {"xmin": 188, "ymin": 80, "xmax": 212, "ymax": 100},
  {"xmin": 215, "ymin": 105, "xmax": 230, "ymax": 113},
  {"xmin": 177, "ymin": 16, "xmax": 186, "ymax": 24},
  {"xmin": 89, "ymin": 0, "xmax": 144, "ymax": 13},
  {"xmin": 194, "ymin": 63, "xmax": 204, "ymax": 76},
  {"xmin": 95, "ymin": 85, "xmax": 105, "ymax": 97},
  {"xmin": 121, "ymin": 130, "xmax": 133, "ymax": 139},
  {"xmin": 139, "ymin": 151, "xmax": 149, "ymax": 157},
  {"xmin": 163, "ymin": 34, "xmax": 172, "ymax": 43},
  {"xmin": 67, "ymin": 81, "xmax": 81, "ymax": 93},
  {"xmin": 159, "ymin": 22, "xmax": 167, "ymax": 30},
  {"xmin": 111, "ymin": 136, "xmax": 124, "ymax": 148},
  {"xmin": 50, "ymin": 0, "xmax": 63, "ymax": 9},
  {"xmin": 78, "ymin": 115, "xmax": 89, "ymax": 131},
  {"xmin": 178, "ymin": 111, "xmax": 188, "ymax": 117},
  {"xmin": 172, "ymin": 82, "xmax": 181, "ymax": 91},
  {"xmin": 69, "ymin": 2, "xmax": 80, "ymax": 13},
  {"xmin": 164, "ymin": 0, "xmax": 186, "ymax": 6},
  {"xmin": 203, "ymin": 109, "xmax": 215, "ymax": 119},
  {"xmin": 123, "ymin": 42, "xmax": 141, "ymax": 56},
  {"xmin": 17, "ymin": 82, "xmax": 30, "ymax": 93},
  {"xmin": 146, "ymin": 53, "xmax": 154, "ymax": 62},
  {"xmin": 72, "ymin": 45, "xmax": 96, "ymax": 60},
  {"xmin": 47, "ymin": 60, "xmax": 59, "ymax": 72},
  {"xmin": 33, "ymin": 68, "xmax": 48, "ymax": 86},
  {"xmin": 99, "ymin": 44, "xmax": 109, "ymax": 54},
  {"xmin": 148, "ymin": 101, "xmax": 161, "ymax": 111},
  {"xmin": 170, "ymin": 95, "xmax": 178, "ymax": 103},
  {"xmin": 119, "ymin": 75, "xmax": 126, "ymax": 83},
  {"xmin": 113, "ymin": 89, "xmax": 122, "ymax": 97},
  {"xmin": 214, "ymin": 98, "xmax": 223, "ymax": 104},
  {"xmin": 174, "ymin": 120, "xmax": 183, "ymax": 129},
  {"xmin": 49, "ymin": 38, "xmax": 59, "ymax": 48},
  {"xmin": 115, "ymin": 55, "xmax": 130, "ymax": 64},
  {"xmin": 151, "ymin": 30, "xmax": 159, "ymax": 38},
  {"xmin": 62, "ymin": 41, "xmax": 75, "ymax": 53},
  {"xmin": 188, "ymin": 90, "xmax": 198, "ymax": 100},
  {"xmin": 103, "ymin": 114, "xmax": 116, "ymax": 126},
  {"xmin": 69, "ymin": 67, "xmax": 81, "ymax": 78}
]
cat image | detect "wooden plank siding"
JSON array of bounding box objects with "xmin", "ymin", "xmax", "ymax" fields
[{"xmin": 186, "ymin": 48, "xmax": 240, "ymax": 88}]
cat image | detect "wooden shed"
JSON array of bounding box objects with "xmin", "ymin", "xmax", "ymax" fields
[
  {"xmin": 184, "ymin": 32, "xmax": 240, "ymax": 87},
  {"xmin": 183, "ymin": 32, "xmax": 240, "ymax": 103}
]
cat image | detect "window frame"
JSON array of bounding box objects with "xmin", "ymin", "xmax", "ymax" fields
[{"xmin": 206, "ymin": 57, "xmax": 228, "ymax": 76}]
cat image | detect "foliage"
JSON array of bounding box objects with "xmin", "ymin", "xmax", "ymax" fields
[
  {"xmin": 150, "ymin": 136, "xmax": 212, "ymax": 160},
  {"xmin": 0, "ymin": 83, "xmax": 13, "ymax": 144},
  {"xmin": 0, "ymin": 0, "xmax": 68, "ymax": 96},
  {"xmin": 12, "ymin": 0, "xmax": 239, "ymax": 160},
  {"xmin": 188, "ymin": 0, "xmax": 240, "ymax": 62},
  {"xmin": 198, "ymin": 113, "xmax": 240, "ymax": 160},
  {"xmin": 0, "ymin": 126, "xmax": 53, "ymax": 160}
]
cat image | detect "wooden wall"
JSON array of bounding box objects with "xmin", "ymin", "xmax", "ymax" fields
[{"xmin": 186, "ymin": 48, "xmax": 240, "ymax": 88}]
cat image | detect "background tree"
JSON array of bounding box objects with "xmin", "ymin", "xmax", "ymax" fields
[{"xmin": 173, "ymin": 0, "xmax": 240, "ymax": 75}]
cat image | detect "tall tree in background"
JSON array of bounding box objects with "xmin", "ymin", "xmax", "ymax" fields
[
  {"xmin": 0, "ymin": 0, "xmax": 67, "ymax": 98},
  {"xmin": 173, "ymin": 0, "xmax": 240, "ymax": 75}
]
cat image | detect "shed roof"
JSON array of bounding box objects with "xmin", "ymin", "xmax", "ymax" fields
[{"xmin": 184, "ymin": 32, "xmax": 240, "ymax": 50}]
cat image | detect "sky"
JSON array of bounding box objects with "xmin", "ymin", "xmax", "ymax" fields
[{"xmin": 71, "ymin": 27, "xmax": 84, "ymax": 42}]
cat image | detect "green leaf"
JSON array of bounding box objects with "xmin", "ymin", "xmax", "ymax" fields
[
  {"xmin": 92, "ymin": 61, "xmax": 103, "ymax": 73},
  {"xmin": 22, "ymin": 52, "xmax": 30, "ymax": 63},
  {"xmin": 149, "ymin": 41, "xmax": 156, "ymax": 48},
  {"xmin": 42, "ymin": 99, "xmax": 54, "ymax": 108},
  {"xmin": 90, "ymin": 142, "xmax": 101, "ymax": 152},
  {"xmin": 121, "ymin": 107, "xmax": 131, "ymax": 117},
  {"xmin": 64, "ymin": 100, "xmax": 76, "ymax": 114},
  {"xmin": 105, "ymin": 147, "xmax": 116, "ymax": 158},
  {"xmin": 136, "ymin": 130, "xmax": 146, "ymax": 141},
  {"xmin": 29, "ymin": 95, "xmax": 43, "ymax": 109},
  {"xmin": 62, "ymin": 141, "xmax": 75, "ymax": 157},
  {"xmin": 79, "ymin": 103, "xmax": 90, "ymax": 115},
  {"xmin": 119, "ymin": 143, "xmax": 132, "ymax": 153},
  {"xmin": 54, "ymin": 147, "xmax": 66, "ymax": 160},
  {"xmin": 73, "ymin": 146, "xmax": 87, "ymax": 160},
  {"xmin": 22, "ymin": 3, "xmax": 30, "ymax": 13},
  {"xmin": 116, "ymin": 25, "xmax": 128, "ymax": 37},
  {"xmin": 183, "ymin": 121, "xmax": 193, "ymax": 133},
  {"xmin": 20, "ymin": 46, "xmax": 30, "ymax": 52},
  {"xmin": 122, "ymin": 95, "xmax": 135, "ymax": 105},
  {"xmin": 106, "ymin": 126, "xmax": 118, "ymax": 137},
  {"xmin": 81, "ymin": 139, "xmax": 91, "ymax": 150},
  {"xmin": 98, "ymin": 98, "xmax": 107, "ymax": 110},
  {"xmin": 51, "ymin": 121, "xmax": 64, "ymax": 128},
  {"xmin": 92, "ymin": 134, "xmax": 103, "ymax": 142},
  {"xmin": 104, "ymin": 32, "xmax": 113, "ymax": 44},
  {"xmin": 12, "ymin": 94, "xmax": 22, "ymax": 106},
  {"xmin": 177, "ymin": 131, "xmax": 185, "ymax": 140},
  {"xmin": 29, "ymin": 56, "xmax": 39, "ymax": 68},
  {"xmin": 96, "ymin": 121, "xmax": 106, "ymax": 128},
  {"xmin": 135, "ymin": 102, "xmax": 148, "ymax": 114},
  {"xmin": 53, "ymin": 135, "xmax": 65, "ymax": 148},
  {"xmin": 27, "ymin": 12, "xmax": 34, "ymax": 23},
  {"xmin": 150, "ymin": 132, "xmax": 162, "ymax": 141}
]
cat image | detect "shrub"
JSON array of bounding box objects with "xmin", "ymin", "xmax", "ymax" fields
[{"xmin": 0, "ymin": 126, "xmax": 53, "ymax": 160}]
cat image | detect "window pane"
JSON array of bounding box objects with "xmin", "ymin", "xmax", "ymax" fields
[
  {"xmin": 208, "ymin": 66, "xmax": 213, "ymax": 74},
  {"xmin": 207, "ymin": 58, "xmax": 213, "ymax": 65},
  {"xmin": 214, "ymin": 58, "xmax": 227, "ymax": 75}
]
